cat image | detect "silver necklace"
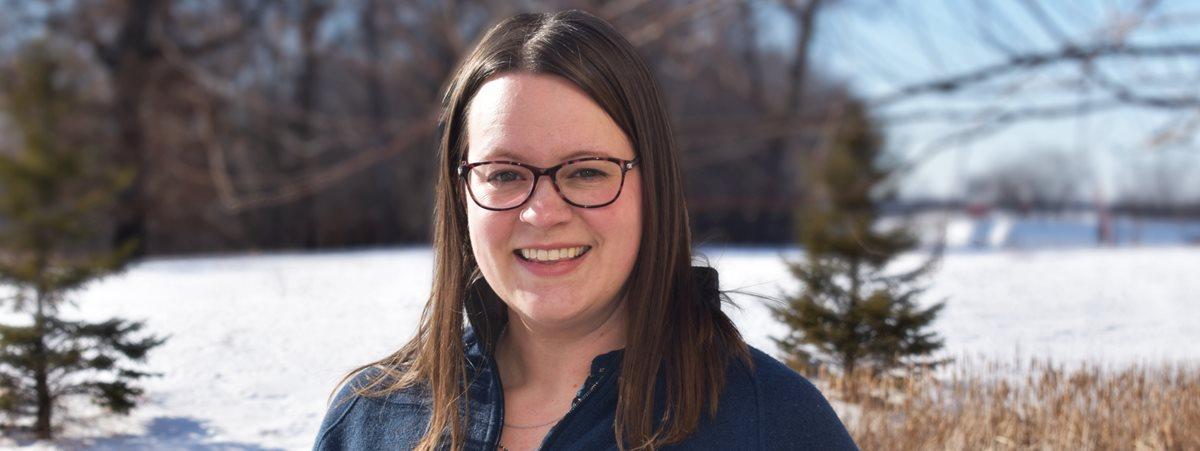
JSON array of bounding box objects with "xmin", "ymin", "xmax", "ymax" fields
[
  {"xmin": 503, "ymin": 416, "xmax": 562, "ymax": 429},
  {"xmin": 498, "ymin": 415, "xmax": 560, "ymax": 451},
  {"xmin": 498, "ymin": 419, "xmax": 558, "ymax": 451}
]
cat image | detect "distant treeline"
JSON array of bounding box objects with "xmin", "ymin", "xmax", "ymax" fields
[{"xmin": 892, "ymin": 199, "xmax": 1200, "ymax": 219}]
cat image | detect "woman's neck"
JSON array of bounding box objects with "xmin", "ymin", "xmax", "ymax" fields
[{"xmin": 495, "ymin": 300, "xmax": 627, "ymax": 394}]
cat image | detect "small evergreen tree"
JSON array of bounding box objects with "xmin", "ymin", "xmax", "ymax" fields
[
  {"xmin": 0, "ymin": 44, "xmax": 164, "ymax": 439},
  {"xmin": 772, "ymin": 100, "xmax": 944, "ymax": 378}
]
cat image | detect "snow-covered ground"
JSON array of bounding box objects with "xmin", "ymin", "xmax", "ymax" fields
[{"xmin": 1, "ymin": 245, "xmax": 1197, "ymax": 449}]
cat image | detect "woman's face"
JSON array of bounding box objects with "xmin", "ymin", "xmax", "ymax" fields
[{"xmin": 464, "ymin": 72, "xmax": 642, "ymax": 333}]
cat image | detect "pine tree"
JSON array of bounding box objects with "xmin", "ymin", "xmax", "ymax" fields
[
  {"xmin": 772, "ymin": 100, "xmax": 944, "ymax": 378},
  {"xmin": 0, "ymin": 43, "xmax": 164, "ymax": 439}
]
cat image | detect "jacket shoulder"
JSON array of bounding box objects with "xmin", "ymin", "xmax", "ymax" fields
[
  {"xmin": 312, "ymin": 367, "xmax": 431, "ymax": 450},
  {"xmin": 735, "ymin": 347, "xmax": 859, "ymax": 450}
]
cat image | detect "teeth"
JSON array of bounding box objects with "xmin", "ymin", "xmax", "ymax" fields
[{"xmin": 519, "ymin": 246, "xmax": 589, "ymax": 262}]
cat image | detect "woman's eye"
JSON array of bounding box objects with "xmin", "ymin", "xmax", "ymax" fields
[
  {"xmin": 569, "ymin": 168, "xmax": 610, "ymax": 179},
  {"xmin": 487, "ymin": 170, "xmax": 524, "ymax": 184}
]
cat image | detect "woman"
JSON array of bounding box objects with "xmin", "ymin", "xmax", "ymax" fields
[{"xmin": 315, "ymin": 10, "xmax": 855, "ymax": 451}]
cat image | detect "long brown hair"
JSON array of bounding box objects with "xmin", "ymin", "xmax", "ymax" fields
[{"xmin": 346, "ymin": 10, "xmax": 749, "ymax": 450}]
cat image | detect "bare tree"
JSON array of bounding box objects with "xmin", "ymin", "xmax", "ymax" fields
[
  {"xmin": 965, "ymin": 148, "xmax": 1088, "ymax": 215},
  {"xmin": 866, "ymin": 0, "xmax": 1200, "ymax": 186},
  {"xmin": 46, "ymin": 0, "xmax": 268, "ymax": 255},
  {"xmin": 1117, "ymin": 151, "xmax": 1199, "ymax": 216}
]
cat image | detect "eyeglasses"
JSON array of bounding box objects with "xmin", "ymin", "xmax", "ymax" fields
[{"xmin": 458, "ymin": 156, "xmax": 640, "ymax": 211}]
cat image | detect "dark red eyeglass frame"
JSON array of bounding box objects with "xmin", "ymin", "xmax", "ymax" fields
[{"xmin": 457, "ymin": 156, "xmax": 640, "ymax": 211}]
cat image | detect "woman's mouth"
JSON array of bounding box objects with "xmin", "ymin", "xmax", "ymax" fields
[{"xmin": 514, "ymin": 245, "xmax": 592, "ymax": 263}]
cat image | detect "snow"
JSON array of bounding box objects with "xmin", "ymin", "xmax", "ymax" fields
[{"xmin": 1, "ymin": 245, "xmax": 1197, "ymax": 449}]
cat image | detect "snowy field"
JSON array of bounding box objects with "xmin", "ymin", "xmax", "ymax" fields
[{"xmin": 1, "ymin": 245, "xmax": 1197, "ymax": 449}]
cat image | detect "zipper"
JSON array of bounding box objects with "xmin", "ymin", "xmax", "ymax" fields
[{"xmin": 535, "ymin": 365, "xmax": 611, "ymax": 450}]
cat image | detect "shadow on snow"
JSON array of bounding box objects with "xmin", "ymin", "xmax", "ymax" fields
[{"xmin": 10, "ymin": 416, "xmax": 284, "ymax": 451}]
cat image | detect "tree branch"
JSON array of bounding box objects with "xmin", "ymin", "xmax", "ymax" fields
[{"xmin": 873, "ymin": 42, "xmax": 1200, "ymax": 106}]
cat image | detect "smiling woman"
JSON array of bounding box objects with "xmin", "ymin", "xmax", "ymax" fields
[{"xmin": 314, "ymin": 9, "xmax": 855, "ymax": 451}]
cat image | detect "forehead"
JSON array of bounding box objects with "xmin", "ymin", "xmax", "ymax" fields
[{"xmin": 465, "ymin": 72, "xmax": 633, "ymax": 163}]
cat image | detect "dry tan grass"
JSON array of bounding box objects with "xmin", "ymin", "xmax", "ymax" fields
[{"xmin": 819, "ymin": 358, "xmax": 1200, "ymax": 450}]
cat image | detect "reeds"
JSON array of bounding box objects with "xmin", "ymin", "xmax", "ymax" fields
[{"xmin": 821, "ymin": 358, "xmax": 1200, "ymax": 450}]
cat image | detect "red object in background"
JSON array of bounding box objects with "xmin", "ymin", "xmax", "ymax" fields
[{"xmin": 966, "ymin": 202, "xmax": 990, "ymax": 218}]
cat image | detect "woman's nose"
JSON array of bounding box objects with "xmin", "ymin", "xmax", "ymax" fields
[{"xmin": 519, "ymin": 177, "xmax": 572, "ymax": 227}]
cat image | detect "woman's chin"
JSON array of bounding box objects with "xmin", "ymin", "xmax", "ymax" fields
[
  {"xmin": 505, "ymin": 299, "xmax": 609, "ymax": 332},
  {"xmin": 509, "ymin": 303, "xmax": 583, "ymax": 328}
]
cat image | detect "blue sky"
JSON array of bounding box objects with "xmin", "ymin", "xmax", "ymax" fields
[{"xmin": 757, "ymin": 0, "xmax": 1200, "ymax": 202}]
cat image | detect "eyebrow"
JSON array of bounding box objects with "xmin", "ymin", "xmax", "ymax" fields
[{"xmin": 475, "ymin": 148, "xmax": 616, "ymax": 162}]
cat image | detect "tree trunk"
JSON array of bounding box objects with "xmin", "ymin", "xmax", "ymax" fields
[
  {"xmin": 108, "ymin": 0, "xmax": 164, "ymax": 257},
  {"xmin": 766, "ymin": 0, "xmax": 824, "ymax": 234},
  {"xmin": 32, "ymin": 287, "xmax": 52, "ymax": 439},
  {"xmin": 361, "ymin": 0, "xmax": 388, "ymax": 128},
  {"xmin": 289, "ymin": 0, "xmax": 328, "ymax": 248}
]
